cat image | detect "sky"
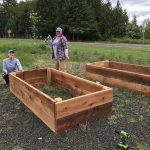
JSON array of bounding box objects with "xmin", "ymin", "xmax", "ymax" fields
[{"xmin": 107, "ymin": 0, "xmax": 150, "ymax": 25}]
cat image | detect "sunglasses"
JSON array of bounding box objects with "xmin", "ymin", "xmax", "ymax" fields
[{"xmin": 56, "ymin": 31, "xmax": 60, "ymax": 32}]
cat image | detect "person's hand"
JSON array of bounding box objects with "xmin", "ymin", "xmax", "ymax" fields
[
  {"xmin": 47, "ymin": 35, "xmax": 52, "ymax": 40},
  {"xmin": 66, "ymin": 56, "xmax": 69, "ymax": 60},
  {"xmin": 18, "ymin": 70, "xmax": 23, "ymax": 72}
]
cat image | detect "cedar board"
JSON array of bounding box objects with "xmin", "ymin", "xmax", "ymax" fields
[{"xmin": 9, "ymin": 68, "xmax": 113, "ymax": 133}]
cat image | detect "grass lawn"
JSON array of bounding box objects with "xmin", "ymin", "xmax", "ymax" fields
[
  {"xmin": 0, "ymin": 38, "xmax": 150, "ymax": 75},
  {"xmin": 109, "ymin": 37, "xmax": 150, "ymax": 45},
  {"xmin": 0, "ymin": 38, "xmax": 150, "ymax": 150}
]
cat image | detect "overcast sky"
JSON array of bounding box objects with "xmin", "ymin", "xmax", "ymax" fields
[{"xmin": 108, "ymin": 0, "xmax": 150, "ymax": 25}]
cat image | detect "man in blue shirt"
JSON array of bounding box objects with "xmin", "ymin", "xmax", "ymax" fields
[{"xmin": 2, "ymin": 50, "xmax": 23, "ymax": 86}]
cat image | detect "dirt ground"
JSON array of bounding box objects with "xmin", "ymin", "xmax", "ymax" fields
[{"xmin": 0, "ymin": 78, "xmax": 150, "ymax": 150}]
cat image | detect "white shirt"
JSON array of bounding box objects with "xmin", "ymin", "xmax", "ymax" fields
[{"xmin": 52, "ymin": 37, "xmax": 61, "ymax": 59}]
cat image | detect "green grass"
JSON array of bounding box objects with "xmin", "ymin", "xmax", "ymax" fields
[
  {"xmin": 109, "ymin": 37, "xmax": 150, "ymax": 45},
  {"xmin": 0, "ymin": 38, "xmax": 150, "ymax": 76},
  {"xmin": 0, "ymin": 38, "xmax": 150, "ymax": 150},
  {"xmin": 69, "ymin": 42, "xmax": 150, "ymax": 64},
  {"xmin": 38, "ymin": 84, "xmax": 73, "ymax": 100}
]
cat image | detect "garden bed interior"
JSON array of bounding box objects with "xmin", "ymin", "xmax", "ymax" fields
[
  {"xmin": 9, "ymin": 68, "xmax": 113, "ymax": 133},
  {"xmin": 86, "ymin": 61, "xmax": 150, "ymax": 94}
]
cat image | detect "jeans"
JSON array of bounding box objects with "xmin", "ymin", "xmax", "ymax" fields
[{"xmin": 2, "ymin": 73, "xmax": 9, "ymax": 86}]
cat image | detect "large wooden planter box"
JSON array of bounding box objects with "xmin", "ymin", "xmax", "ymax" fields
[
  {"xmin": 86, "ymin": 61, "xmax": 150, "ymax": 94},
  {"xmin": 9, "ymin": 68, "xmax": 113, "ymax": 133}
]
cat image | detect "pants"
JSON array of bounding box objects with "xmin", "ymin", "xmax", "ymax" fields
[
  {"xmin": 55, "ymin": 59, "xmax": 66, "ymax": 72},
  {"xmin": 2, "ymin": 73, "xmax": 9, "ymax": 86}
]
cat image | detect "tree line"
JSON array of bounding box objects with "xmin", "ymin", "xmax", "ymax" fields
[{"xmin": 0, "ymin": 0, "xmax": 150, "ymax": 40}]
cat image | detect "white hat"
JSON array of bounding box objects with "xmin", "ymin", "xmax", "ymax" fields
[
  {"xmin": 56, "ymin": 27, "xmax": 62, "ymax": 33},
  {"xmin": 8, "ymin": 49, "xmax": 14, "ymax": 53}
]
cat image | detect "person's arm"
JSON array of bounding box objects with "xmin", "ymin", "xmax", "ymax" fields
[
  {"xmin": 65, "ymin": 49, "xmax": 69, "ymax": 58},
  {"xmin": 62, "ymin": 36, "xmax": 69, "ymax": 59},
  {"xmin": 3, "ymin": 60, "xmax": 8, "ymax": 74},
  {"xmin": 47, "ymin": 39, "xmax": 52, "ymax": 45},
  {"xmin": 16, "ymin": 59, "xmax": 22, "ymax": 71},
  {"xmin": 47, "ymin": 35, "xmax": 53, "ymax": 45}
]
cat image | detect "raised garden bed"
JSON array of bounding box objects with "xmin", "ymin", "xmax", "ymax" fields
[
  {"xmin": 85, "ymin": 61, "xmax": 150, "ymax": 95},
  {"xmin": 9, "ymin": 68, "xmax": 113, "ymax": 133}
]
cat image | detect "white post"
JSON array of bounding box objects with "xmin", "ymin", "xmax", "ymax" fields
[{"xmin": 142, "ymin": 29, "xmax": 145, "ymax": 44}]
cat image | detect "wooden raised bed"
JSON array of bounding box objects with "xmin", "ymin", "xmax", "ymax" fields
[
  {"xmin": 9, "ymin": 68, "xmax": 113, "ymax": 133},
  {"xmin": 86, "ymin": 61, "xmax": 150, "ymax": 94}
]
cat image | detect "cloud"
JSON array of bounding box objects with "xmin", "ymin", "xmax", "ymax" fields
[{"xmin": 110, "ymin": 0, "xmax": 150, "ymax": 25}]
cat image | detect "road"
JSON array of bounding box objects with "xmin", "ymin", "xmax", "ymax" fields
[{"xmin": 71, "ymin": 41, "xmax": 150, "ymax": 49}]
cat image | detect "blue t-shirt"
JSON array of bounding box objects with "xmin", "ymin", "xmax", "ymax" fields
[{"xmin": 3, "ymin": 58, "xmax": 22, "ymax": 74}]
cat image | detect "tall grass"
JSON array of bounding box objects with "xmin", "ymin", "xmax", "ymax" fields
[
  {"xmin": 69, "ymin": 42, "xmax": 150, "ymax": 65},
  {"xmin": 0, "ymin": 39, "xmax": 53, "ymax": 72},
  {"xmin": 0, "ymin": 38, "xmax": 150, "ymax": 75}
]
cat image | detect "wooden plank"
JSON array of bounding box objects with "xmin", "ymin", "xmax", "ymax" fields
[
  {"xmin": 51, "ymin": 71, "xmax": 99, "ymax": 92},
  {"xmin": 10, "ymin": 69, "xmax": 113, "ymax": 133},
  {"xmin": 15, "ymin": 72, "xmax": 24, "ymax": 79},
  {"xmin": 25, "ymin": 77, "xmax": 47, "ymax": 86},
  {"xmin": 86, "ymin": 64, "xmax": 150, "ymax": 86},
  {"xmin": 47, "ymin": 68, "xmax": 51, "ymax": 84},
  {"xmin": 51, "ymin": 69, "xmax": 107, "ymax": 93},
  {"xmin": 55, "ymin": 102, "xmax": 112, "ymax": 133},
  {"xmin": 21, "ymin": 69, "xmax": 47, "ymax": 81},
  {"xmin": 55, "ymin": 89, "xmax": 113, "ymax": 119},
  {"xmin": 87, "ymin": 61, "xmax": 110, "ymax": 68},
  {"xmin": 9, "ymin": 73, "xmax": 56, "ymax": 131},
  {"xmin": 110, "ymin": 61, "xmax": 150, "ymax": 75},
  {"xmin": 86, "ymin": 72, "xmax": 150, "ymax": 95},
  {"xmin": 52, "ymin": 80, "xmax": 90, "ymax": 96}
]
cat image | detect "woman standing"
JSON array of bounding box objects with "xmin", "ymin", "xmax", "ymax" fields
[
  {"xmin": 2, "ymin": 50, "xmax": 22, "ymax": 86},
  {"xmin": 48, "ymin": 27, "xmax": 69, "ymax": 72}
]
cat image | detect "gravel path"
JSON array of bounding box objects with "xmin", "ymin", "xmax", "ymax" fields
[{"xmin": 0, "ymin": 83, "xmax": 150, "ymax": 150}]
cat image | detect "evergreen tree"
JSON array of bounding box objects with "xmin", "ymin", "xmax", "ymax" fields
[
  {"xmin": 145, "ymin": 19, "xmax": 150, "ymax": 39},
  {"xmin": 13, "ymin": 1, "xmax": 31, "ymax": 37},
  {"xmin": 65, "ymin": 0, "xmax": 98, "ymax": 40},
  {"xmin": 36, "ymin": 0, "xmax": 58, "ymax": 37},
  {"xmin": 100, "ymin": 1, "xmax": 113, "ymax": 39},
  {"xmin": 0, "ymin": 0, "xmax": 141, "ymax": 40},
  {"xmin": 111, "ymin": 0, "xmax": 128, "ymax": 37},
  {"xmin": 126, "ymin": 15, "xmax": 142, "ymax": 39},
  {"xmin": 0, "ymin": 3, "xmax": 5, "ymax": 37},
  {"xmin": 87, "ymin": 0, "xmax": 103, "ymax": 38},
  {"xmin": 0, "ymin": 0, "xmax": 17, "ymax": 37}
]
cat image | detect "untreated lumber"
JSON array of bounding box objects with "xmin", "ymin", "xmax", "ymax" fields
[
  {"xmin": 86, "ymin": 61, "xmax": 150, "ymax": 94},
  {"xmin": 55, "ymin": 102, "xmax": 112, "ymax": 133},
  {"xmin": 9, "ymin": 72, "xmax": 56, "ymax": 131},
  {"xmin": 10, "ymin": 68, "xmax": 113, "ymax": 133},
  {"xmin": 55, "ymin": 89, "xmax": 112, "ymax": 119}
]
